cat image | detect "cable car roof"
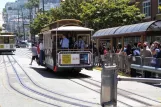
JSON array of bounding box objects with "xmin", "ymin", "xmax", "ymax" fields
[
  {"xmin": 41, "ymin": 19, "xmax": 83, "ymax": 32},
  {"xmin": 50, "ymin": 26, "xmax": 94, "ymax": 31},
  {"xmin": 0, "ymin": 35, "xmax": 15, "ymax": 37},
  {"xmin": 93, "ymin": 20, "xmax": 161, "ymax": 38}
]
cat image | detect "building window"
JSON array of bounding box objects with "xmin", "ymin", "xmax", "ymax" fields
[
  {"xmin": 158, "ymin": 0, "xmax": 161, "ymax": 13},
  {"xmin": 143, "ymin": 0, "xmax": 151, "ymax": 17}
]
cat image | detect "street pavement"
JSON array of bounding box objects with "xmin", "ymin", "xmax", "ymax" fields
[{"xmin": 0, "ymin": 48, "xmax": 161, "ymax": 107}]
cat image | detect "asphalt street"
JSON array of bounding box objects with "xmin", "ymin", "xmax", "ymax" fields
[{"xmin": 0, "ymin": 48, "xmax": 161, "ymax": 107}]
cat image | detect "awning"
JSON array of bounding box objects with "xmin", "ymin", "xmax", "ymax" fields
[{"xmin": 93, "ymin": 20, "xmax": 161, "ymax": 38}]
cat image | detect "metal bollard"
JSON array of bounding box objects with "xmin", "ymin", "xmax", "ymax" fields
[{"xmin": 101, "ymin": 66, "xmax": 118, "ymax": 107}]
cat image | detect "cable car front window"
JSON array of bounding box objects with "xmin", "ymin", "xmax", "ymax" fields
[
  {"xmin": 9, "ymin": 37, "xmax": 15, "ymax": 44},
  {"xmin": 57, "ymin": 32, "xmax": 91, "ymax": 50},
  {"xmin": 0, "ymin": 37, "xmax": 4, "ymax": 44},
  {"xmin": 4, "ymin": 37, "xmax": 9, "ymax": 44}
]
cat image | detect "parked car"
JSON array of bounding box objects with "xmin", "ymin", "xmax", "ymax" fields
[{"xmin": 16, "ymin": 41, "xmax": 27, "ymax": 48}]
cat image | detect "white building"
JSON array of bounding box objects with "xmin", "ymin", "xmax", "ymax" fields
[
  {"xmin": 39, "ymin": 0, "xmax": 60, "ymax": 11},
  {"xmin": 4, "ymin": 0, "xmax": 30, "ymax": 38}
]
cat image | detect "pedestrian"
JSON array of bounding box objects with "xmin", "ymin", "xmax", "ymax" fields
[
  {"xmin": 124, "ymin": 44, "xmax": 132, "ymax": 74},
  {"xmin": 140, "ymin": 42, "xmax": 152, "ymax": 78},
  {"xmin": 30, "ymin": 44, "xmax": 38, "ymax": 65}
]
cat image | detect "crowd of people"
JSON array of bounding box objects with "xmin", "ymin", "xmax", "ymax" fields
[{"xmin": 93, "ymin": 41, "xmax": 161, "ymax": 77}]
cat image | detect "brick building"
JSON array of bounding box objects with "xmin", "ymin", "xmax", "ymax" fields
[{"xmin": 132, "ymin": 0, "xmax": 161, "ymax": 21}]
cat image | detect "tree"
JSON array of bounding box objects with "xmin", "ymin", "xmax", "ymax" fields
[
  {"xmin": 80, "ymin": 0, "xmax": 145, "ymax": 30},
  {"xmin": 58, "ymin": 0, "xmax": 84, "ymax": 20},
  {"xmin": 25, "ymin": 0, "xmax": 39, "ymax": 9},
  {"xmin": 30, "ymin": 0, "xmax": 144, "ymax": 34},
  {"xmin": 30, "ymin": 13, "xmax": 50, "ymax": 35}
]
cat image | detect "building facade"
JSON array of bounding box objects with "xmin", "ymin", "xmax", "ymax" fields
[
  {"xmin": 3, "ymin": 0, "xmax": 30, "ymax": 38},
  {"xmin": 133, "ymin": 0, "xmax": 161, "ymax": 21},
  {"xmin": 39, "ymin": 0, "xmax": 60, "ymax": 11}
]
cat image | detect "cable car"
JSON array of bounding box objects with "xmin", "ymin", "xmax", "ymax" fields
[
  {"xmin": 40, "ymin": 19, "xmax": 94, "ymax": 73},
  {"xmin": 0, "ymin": 32, "xmax": 16, "ymax": 53}
]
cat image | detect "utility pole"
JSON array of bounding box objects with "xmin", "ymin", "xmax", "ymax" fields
[
  {"xmin": 20, "ymin": 6, "xmax": 25, "ymax": 41},
  {"xmin": 18, "ymin": 9, "xmax": 20, "ymax": 36},
  {"xmin": 42, "ymin": 0, "xmax": 45, "ymax": 14},
  {"xmin": 151, "ymin": 0, "xmax": 153, "ymax": 21}
]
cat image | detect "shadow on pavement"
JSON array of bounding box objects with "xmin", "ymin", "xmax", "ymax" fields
[
  {"xmin": 31, "ymin": 67, "xmax": 91, "ymax": 79},
  {"xmin": 144, "ymin": 83, "xmax": 161, "ymax": 88},
  {"xmin": 0, "ymin": 52, "xmax": 15, "ymax": 55}
]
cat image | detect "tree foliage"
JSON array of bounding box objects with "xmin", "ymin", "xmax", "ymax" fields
[
  {"xmin": 30, "ymin": 13, "xmax": 50, "ymax": 35},
  {"xmin": 30, "ymin": 0, "xmax": 144, "ymax": 34},
  {"xmin": 80, "ymin": 0, "xmax": 144, "ymax": 30},
  {"xmin": 25, "ymin": 0, "xmax": 39, "ymax": 9}
]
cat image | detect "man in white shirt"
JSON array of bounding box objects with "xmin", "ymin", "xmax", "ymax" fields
[{"xmin": 60, "ymin": 35, "xmax": 69, "ymax": 49}]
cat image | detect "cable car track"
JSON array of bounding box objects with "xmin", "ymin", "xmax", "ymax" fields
[
  {"xmin": 3, "ymin": 55, "xmax": 60, "ymax": 107},
  {"xmin": 17, "ymin": 49, "xmax": 161, "ymax": 107},
  {"xmin": 89, "ymin": 78, "xmax": 161, "ymax": 104},
  {"xmin": 9, "ymin": 55, "xmax": 101, "ymax": 106},
  {"xmin": 78, "ymin": 78, "xmax": 161, "ymax": 107},
  {"xmin": 5, "ymin": 55, "xmax": 100, "ymax": 107}
]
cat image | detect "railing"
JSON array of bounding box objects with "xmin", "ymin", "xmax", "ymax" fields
[
  {"xmin": 100, "ymin": 53, "xmax": 161, "ymax": 107},
  {"xmin": 100, "ymin": 53, "xmax": 161, "ymax": 76}
]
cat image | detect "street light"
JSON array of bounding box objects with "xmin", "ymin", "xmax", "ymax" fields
[{"xmin": 42, "ymin": 0, "xmax": 44, "ymax": 14}]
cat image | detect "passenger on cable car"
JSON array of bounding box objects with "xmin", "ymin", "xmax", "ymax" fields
[
  {"xmin": 37, "ymin": 41, "xmax": 40, "ymax": 65},
  {"xmin": 74, "ymin": 36, "xmax": 85, "ymax": 50},
  {"xmin": 39, "ymin": 40, "xmax": 45, "ymax": 65},
  {"xmin": 67, "ymin": 33, "xmax": 74, "ymax": 49},
  {"xmin": 60, "ymin": 35, "xmax": 69, "ymax": 49}
]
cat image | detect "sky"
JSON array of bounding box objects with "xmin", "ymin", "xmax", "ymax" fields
[{"xmin": 0, "ymin": 0, "xmax": 16, "ymax": 13}]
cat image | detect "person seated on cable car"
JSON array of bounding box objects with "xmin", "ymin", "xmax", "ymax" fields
[
  {"xmin": 74, "ymin": 36, "xmax": 85, "ymax": 50},
  {"xmin": 60, "ymin": 35, "xmax": 69, "ymax": 49}
]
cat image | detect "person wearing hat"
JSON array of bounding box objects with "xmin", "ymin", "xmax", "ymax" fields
[{"xmin": 140, "ymin": 42, "xmax": 152, "ymax": 58}]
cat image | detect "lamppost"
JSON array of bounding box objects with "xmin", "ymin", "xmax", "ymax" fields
[
  {"xmin": 42, "ymin": 0, "xmax": 44, "ymax": 14},
  {"xmin": 17, "ymin": 9, "xmax": 20, "ymax": 36},
  {"xmin": 19, "ymin": 5, "xmax": 26, "ymax": 41}
]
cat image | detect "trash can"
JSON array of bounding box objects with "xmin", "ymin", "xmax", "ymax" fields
[{"xmin": 101, "ymin": 66, "xmax": 117, "ymax": 107}]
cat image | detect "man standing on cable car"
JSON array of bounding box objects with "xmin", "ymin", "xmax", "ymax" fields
[
  {"xmin": 60, "ymin": 35, "xmax": 69, "ymax": 49},
  {"xmin": 74, "ymin": 36, "xmax": 85, "ymax": 50},
  {"xmin": 39, "ymin": 40, "xmax": 44, "ymax": 65}
]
